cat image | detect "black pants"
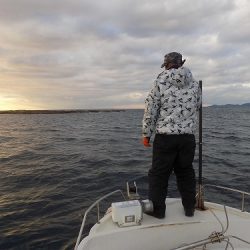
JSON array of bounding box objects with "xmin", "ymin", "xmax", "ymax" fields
[{"xmin": 148, "ymin": 134, "xmax": 196, "ymax": 213}]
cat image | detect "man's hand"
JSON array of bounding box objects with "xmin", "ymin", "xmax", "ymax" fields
[{"xmin": 142, "ymin": 137, "xmax": 151, "ymax": 147}]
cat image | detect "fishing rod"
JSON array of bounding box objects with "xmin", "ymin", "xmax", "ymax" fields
[{"xmin": 197, "ymin": 80, "xmax": 205, "ymax": 210}]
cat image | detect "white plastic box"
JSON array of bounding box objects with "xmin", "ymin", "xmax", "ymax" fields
[{"xmin": 111, "ymin": 200, "xmax": 142, "ymax": 227}]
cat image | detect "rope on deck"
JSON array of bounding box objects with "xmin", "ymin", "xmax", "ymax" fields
[{"xmin": 172, "ymin": 206, "xmax": 250, "ymax": 250}]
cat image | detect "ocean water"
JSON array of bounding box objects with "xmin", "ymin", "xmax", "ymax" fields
[{"xmin": 0, "ymin": 108, "xmax": 249, "ymax": 249}]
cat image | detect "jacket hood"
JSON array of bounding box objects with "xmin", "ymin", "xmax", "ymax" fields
[{"xmin": 166, "ymin": 66, "xmax": 193, "ymax": 88}]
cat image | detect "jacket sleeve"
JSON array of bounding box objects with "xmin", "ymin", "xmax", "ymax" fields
[{"xmin": 142, "ymin": 80, "xmax": 161, "ymax": 137}]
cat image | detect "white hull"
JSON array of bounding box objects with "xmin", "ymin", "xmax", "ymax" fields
[{"xmin": 77, "ymin": 198, "xmax": 250, "ymax": 250}]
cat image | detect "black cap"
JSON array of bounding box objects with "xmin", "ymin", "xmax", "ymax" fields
[{"xmin": 161, "ymin": 52, "xmax": 185, "ymax": 68}]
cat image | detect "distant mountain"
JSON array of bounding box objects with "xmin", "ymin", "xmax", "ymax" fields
[
  {"xmin": 242, "ymin": 103, "xmax": 250, "ymax": 106},
  {"xmin": 209, "ymin": 103, "xmax": 250, "ymax": 108}
]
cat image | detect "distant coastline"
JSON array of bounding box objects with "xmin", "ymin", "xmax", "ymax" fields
[
  {"xmin": 208, "ymin": 103, "xmax": 250, "ymax": 108},
  {"xmin": 0, "ymin": 104, "xmax": 249, "ymax": 114},
  {"xmin": 0, "ymin": 109, "xmax": 126, "ymax": 114}
]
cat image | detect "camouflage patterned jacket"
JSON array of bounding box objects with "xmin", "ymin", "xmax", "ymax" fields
[{"xmin": 142, "ymin": 66, "xmax": 201, "ymax": 138}]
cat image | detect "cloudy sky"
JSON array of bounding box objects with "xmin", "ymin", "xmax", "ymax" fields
[{"xmin": 0, "ymin": 0, "xmax": 249, "ymax": 110}]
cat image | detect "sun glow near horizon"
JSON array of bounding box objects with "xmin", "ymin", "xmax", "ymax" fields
[
  {"xmin": 0, "ymin": 96, "xmax": 43, "ymax": 111},
  {"xmin": 0, "ymin": 96, "xmax": 17, "ymax": 110}
]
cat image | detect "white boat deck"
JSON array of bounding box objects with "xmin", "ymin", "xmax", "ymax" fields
[{"xmin": 77, "ymin": 198, "xmax": 250, "ymax": 250}]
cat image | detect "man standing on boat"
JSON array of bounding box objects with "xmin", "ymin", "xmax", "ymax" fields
[{"xmin": 142, "ymin": 52, "xmax": 200, "ymax": 218}]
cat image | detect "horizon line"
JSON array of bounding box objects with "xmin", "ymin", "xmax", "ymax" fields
[{"xmin": 0, "ymin": 103, "xmax": 249, "ymax": 113}]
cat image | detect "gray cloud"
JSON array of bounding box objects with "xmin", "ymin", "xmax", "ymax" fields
[{"xmin": 0, "ymin": 0, "xmax": 249, "ymax": 109}]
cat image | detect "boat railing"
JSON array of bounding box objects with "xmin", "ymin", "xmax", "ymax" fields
[
  {"xmin": 74, "ymin": 183, "xmax": 249, "ymax": 249},
  {"xmin": 174, "ymin": 185, "xmax": 250, "ymax": 250},
  {"xmin": 203, "ymin": 184, "xmax": 250, "ymax": 212},
  {"xmin": 74, "ymin": 189, "xmax": 126, "ymax": 250}
]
